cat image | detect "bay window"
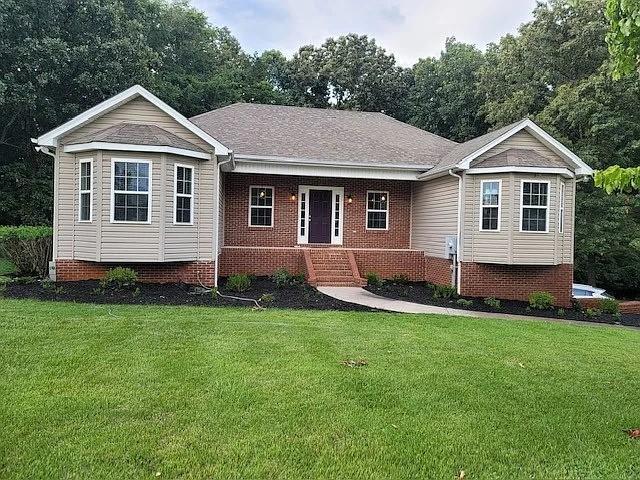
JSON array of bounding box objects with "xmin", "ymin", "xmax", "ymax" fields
[
  {"xmin": 480, "ymin": 180, "xmax": 501, "ymax": 231},
  {"xmin": 174, "ymin": 164, "xmax": 193, "ymax": 224},
  {"xmin": 112, "ymin": 159, "xmax": 151, "ymax": 223},
  {"xmin": 520, "ymin": 180, "xmax": 549, "ymax": 232},
  {"xmin": 78, "ymin": 159, "xmax": 93, "ymax": 222}
]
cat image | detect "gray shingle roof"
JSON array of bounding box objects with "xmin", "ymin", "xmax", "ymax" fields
[
  {"xmin": 190, "ymin": 103, "xmax": 457, "ymax": 168},
  {"xmin": 426, "ymin": 120, "xmax": 524, "ymax": 176},
  {"xmin": 472, "ymin": 148, "xmax": 569, "ymax": 169},
  {"xmin": 70, "ymin": 123, "xmax": 207, "ymax": 153}
]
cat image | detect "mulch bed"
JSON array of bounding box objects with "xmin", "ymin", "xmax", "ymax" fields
[
  {"xmin": 2, "ymin": 277, "xmax": 376, "ymax": 312},
  {"xmin": 365, "ymin": 281, "xmax": 640, "ymax": 327}
]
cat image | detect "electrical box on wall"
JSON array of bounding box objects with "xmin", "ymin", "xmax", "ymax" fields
[{"xmin": 444, "ymin": 235, "xmax": 457, "ymax": 258}]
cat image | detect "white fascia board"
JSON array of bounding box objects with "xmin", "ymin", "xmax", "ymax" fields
[
  {"xmin": 466, "ymin": 166, "xmax": 575, "ymax": 178},
  {"xmin": 64, "ymin": 142, "xmax": 211, "ymax": 160},
  {"xmin": 234, "ymin": 154, "xmax": 433, "ymax": 171},
  {"xmin": 456, "ymin": 119, "xmax": 593, "ymax": 176},
  {"xmin": 36, "ymin": 85, "xmax": 230, "ymax": 155},
  {"xmin": 233, "ymin": 158, "xmax": 422, "ymax": 180}
]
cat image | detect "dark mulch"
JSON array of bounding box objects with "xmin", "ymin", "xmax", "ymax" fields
[
  {"xmin": 365, "ymin": 281, "xmax": 640, "ymax": 327},
  {"xmin": 2, "ymin": 277, "xmax": 376, "ymax": 312}
]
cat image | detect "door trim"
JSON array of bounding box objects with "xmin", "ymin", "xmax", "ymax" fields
[{"xmin": 297, "ymin": 185, "xmax": 344, "ymax": 245}]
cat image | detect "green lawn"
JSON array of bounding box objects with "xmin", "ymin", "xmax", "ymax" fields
[{"xmin": 1, "ymin": 300, "xmax": 639, "ymax": 479}]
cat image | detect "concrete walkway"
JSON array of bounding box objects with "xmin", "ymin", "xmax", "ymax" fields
[{"xmin": 317, "ymin": 286, "xmax": 603, "ymax": 326}]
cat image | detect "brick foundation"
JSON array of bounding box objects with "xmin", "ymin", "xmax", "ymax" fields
[
  {"xmin": 351, "ymin": 249, "xmax": 425, "ymax": 281},
  {"xmin": 55, "ymin": 260, "xmax": 215, "ymax": 286},
  {"xmin": 578, "ymin": 298, "xmax": 640, "ymax": 314},
  {"xmin": 220, "ymin": 246, "xmax": 428, "ymax": 282},
  {"xmin": 424, "ymin": 256, "xmax": 454, "ymax": 286},
  {"xmin": 460, "ymin": 262, "xmax": 573, "ymax": 307},
  {"xmin": 219, "ymin": 247, "xmax": 306, "ymax": 276}
]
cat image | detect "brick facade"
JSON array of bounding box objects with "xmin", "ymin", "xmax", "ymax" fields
[
  {"xmin": 55, "ymin": 260, "xmax": 215, "ymax": 286},
  {"xmin": 424, "ymin": 256, "xmax": 454, "ymax": 286},
  {"xmin": 460, "ymin": 262, "xmax": 573, "ymax": 307},
  {"xmin": 219, "ymin": 246, "xmax": 431, "ymax": 282},
  {"xmin": 223, "ymin": 173, "xmax": 411, "ymax": 249}
]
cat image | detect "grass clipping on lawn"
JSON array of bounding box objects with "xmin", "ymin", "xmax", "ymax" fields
[{"xmin": 1, "ymin": 299, "xmax": 639, "ymax": 479}]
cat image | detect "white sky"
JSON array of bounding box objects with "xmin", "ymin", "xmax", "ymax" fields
[{"xmin": 191, "ymin": 0, "xmax": 538, "ymax": 66}]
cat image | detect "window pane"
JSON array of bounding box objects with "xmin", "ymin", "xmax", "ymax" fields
[
  {"xmin": 367, "ymin": 192, "xmax": 388, "ymax": 211},
  {"xmin": 251, "ymin": 187, "xmax": 273, "ymax": 207},
  {"xmin": 522, "ymin": 208, "xmax": 547, "ymax": 232},
  {"xmin": 482, "ymin": 206, "xmax": 499, "ymax": 230},
  {"xmin": 482, "ymin": 182, "xmax": 499, "ymax": 206},
  {"xmin": 138, "ymin": 163, "xmax": 149, "ymax": 178},
  {"xmin": 176, "ymin": 196, "xmax": 191, "ymax": 223},
  {"xmin": 367, "ymin": 211, "xmax": 387, "ymax": 229},
  {"xmin": 114, "ymin": 162, "xmax": 125, "ymax": 177},
  {"xmin": 80, "ymin": 192, "xmax": 91, "ymax": 221},
  {"xmin": 127, "ymin": 177, "xmax": 137, "ymax": 191},
  {"xmin": 114, "ymin": 193, "xmax": 148, "ymax": 222},
  {"xmin": 250, "ymin": 207, "xmax": 272, "ymax": 226},
  {"xmin": 126, "ymin": 162, "xmax": 138, "ymax": 177},
  {"xmin": 138, "ymin": 177, "xmax": 148, "ymax": 192}
]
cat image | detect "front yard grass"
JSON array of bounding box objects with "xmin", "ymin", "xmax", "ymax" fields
[{"xmin": 1, "ymin": 299, "xmax": 639, "ymax": 479}]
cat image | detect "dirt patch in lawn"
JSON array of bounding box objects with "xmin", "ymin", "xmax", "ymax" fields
[
  {"xmin": 2, "ymin": 277, "xmax": 376, "ymax": 312},
  {"xmin": 365, "ymin": 281, "xmax": 640, "ymax": 327}
]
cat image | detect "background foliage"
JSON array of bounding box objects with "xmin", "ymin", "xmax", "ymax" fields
[{"xmin": 1, "ymin": 0, "xmax": 639, "ymax": 296}]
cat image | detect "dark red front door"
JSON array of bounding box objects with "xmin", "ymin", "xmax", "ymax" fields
[{"xmin": 309, "ymin": 189, "xmax": 332, "ymax": 243}]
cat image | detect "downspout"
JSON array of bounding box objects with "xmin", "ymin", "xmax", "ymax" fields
[
  {"xmin": 448, "ymin": 169, "xmax": 463, "ymax": 294},
  {"xmin": 213, "ymin": 152, "xmax": 234, "ymax": 288}
]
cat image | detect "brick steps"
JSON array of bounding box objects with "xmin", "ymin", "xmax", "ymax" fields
[{"xmin": 305, "ymin": 248, "xmax": 365, "ymax": 287}]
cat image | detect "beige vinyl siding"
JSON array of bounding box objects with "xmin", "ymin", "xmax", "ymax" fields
[
  {"xmin": 410, "ymin": 175, "xmax": 459, "ymax": 257},
  {"xmin": 63, "ymin": 96, "xmax": 212, "ymax": 152},
  {"xmin": 462, "ymin": 172, "xmax": 574, "ymax": 265},
  {"xmin": 54, "ymin": 149, "xmax": 216, "ymax": 262},
  {"xmin": 470, "ymin": 130, "xmax": 570, "ymax": 168}
]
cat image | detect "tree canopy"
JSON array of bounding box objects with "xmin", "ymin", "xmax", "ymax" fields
[{"xmin": 1, "ymin": 0, "xmax": 639, "ymax": 296}]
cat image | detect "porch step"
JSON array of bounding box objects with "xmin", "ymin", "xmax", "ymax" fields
[{"xmin": 305, "ymin": 248, "xmax": 365, "ymax": 287}]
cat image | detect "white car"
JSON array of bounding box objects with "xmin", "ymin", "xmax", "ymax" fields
[{"xmin": 572, "ymin": 283, "xmax": 614, "ymax": 299}]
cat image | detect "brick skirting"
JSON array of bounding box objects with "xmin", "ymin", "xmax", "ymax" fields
[
  {"xmin": 55, "ymin": 260, "xmax": 215, "ymax": 286},
  {"xmin": 219, "ymin": 247, "xmax": 306, "ymax": 277},
  {"xmin": 578, "ymin": 298, "xmax": 640, "ymax": 314},
  {"xmin": 424, "ymin": 256, "xmax": 453, "ymax": 286},
  {"xmin": 460, "ymin": 262, "xmax": 573, "ymax": 307},
  {"xmin": 220, "ymin": 247, "xmax": 431, "ymax": 282}
]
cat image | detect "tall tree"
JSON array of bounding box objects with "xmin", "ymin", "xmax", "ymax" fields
[
  {"xmin": 605, "ymin": 0, "xmax": 640, "ymax": 78},
  {"xmin": 280, "ymin": 34, "xmax": 411, "ymax": 118},
  {"xmin": 409, "ymin": 38, "xmax": 487, "ymax": 142},
  {"xmin": 478, "ymin": 0, "xmax": 608, "ymax": 126}
]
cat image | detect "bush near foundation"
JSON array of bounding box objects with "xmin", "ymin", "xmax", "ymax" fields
[{"xmin": 0, "ymin": 226, "xmax": 52, "ymax": 278}]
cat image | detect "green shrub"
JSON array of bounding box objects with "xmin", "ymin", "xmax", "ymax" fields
[
  {"xmin": 599, "ymin": 298, "xmax": 620, "ymax": 315},
  {"xmin": 528, "ymin": 291, "xmax": 555, "ymax": 310},
  {"xmin": 456, "ymin": 298, "xmax": 473, "ymax": 307},
  {"xmin": 390, "ymin": 274, "xmax": 410, "ymax": 284},
  {"xmin": 484, "ymin": 297, "xmax": 501, "ymax": 309},
  {"xmin": 557, "ymin": 308, "xmax": 566, "ymax": 317},
  {"xmin": 272, "ymin": 268, "xmax": 305, "ymax": 287},
  {"xmin": 433, "ymin": 284, "xmax": 457, "ymax": 299},
  {"xmin": 100, "ymin": 267, "xmax": 138, "ymax": 290},
  {"xmin": 366, "ymin": 272, "xmax": 382, "ymax": 287},
  {"xmin": 0, "ymin": 226, "xmax": 53, "ymax": 278},
  {"xmin": 585, "ymin": 308, "xmax": 602, "ymax": 318},
  {"xmin": 259, "ymin": 293, "xmax": 275, "ymax": 305},
  {"xmin": 226, "ymin": 274, "xmax": 251, "ymax": 292}
]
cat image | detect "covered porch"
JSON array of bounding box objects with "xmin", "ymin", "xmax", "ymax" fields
[{"xmin": 219, "ymin": 173, "xmax": 433, "ymax": 285}]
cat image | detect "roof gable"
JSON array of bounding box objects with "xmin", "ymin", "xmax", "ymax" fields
[
  {"xmin": 425, "ymin": 119, "xmax": 593, "ymax": 178},
  {"xmin": 36, "ymin": 85, "xmax": 229, "ymax": 155}
]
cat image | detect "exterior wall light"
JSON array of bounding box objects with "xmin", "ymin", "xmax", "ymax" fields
[
  {"xmin": 347, "ymin": 195, "xmax": 353, "ymax": 204},
  {"xmin": 290, "ymin": 192, "xmax": 297, "ymax": 201}
]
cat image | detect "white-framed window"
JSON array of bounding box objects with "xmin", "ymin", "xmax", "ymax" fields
[
  {"xmin": 558, "ymin": 182, "xmax": 566, "ymax": 233},
  {"xmin": 480, "ymin": 179, "xmax": 501, "ymax": 231},
  {"xmin": 520, "ymin": 180, "xmax": 549, "ymax": 233},
  {"xmin": 366, "ymin": 190, "xmax": 389, "ymax": 230},
  {"xmin": 174, "ymin": 164, "xmax": 194, "ymax": 224},
  {"xmin": 248, "ymin": 186, "xmax": 274, "ymax": 227},
  {"xmin": 111, "ymin": 158, "xmax": 152, "ymax": 223},
  {"xmin": 78, "ymin": 158, "xmax": 93, "ymax": 222}
]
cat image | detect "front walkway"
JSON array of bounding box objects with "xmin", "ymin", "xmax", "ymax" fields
[{"xmin": 316, "ymin": 286, "xmax": 614, "ymax": 327}]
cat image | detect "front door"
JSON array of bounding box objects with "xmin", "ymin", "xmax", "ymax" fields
[{"xmin": 308, "ymin": 189, "xmax": 332, "ymax": 243}]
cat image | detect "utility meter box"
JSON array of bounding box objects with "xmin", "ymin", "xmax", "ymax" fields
[{"xmin": 444, "ymin": 235, "xmax": 458, "ymax": 258}]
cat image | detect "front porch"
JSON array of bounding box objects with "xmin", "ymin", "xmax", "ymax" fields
[{"xmin": 220, "ymin": 172, "xmax": 442, "ymax": 286}]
